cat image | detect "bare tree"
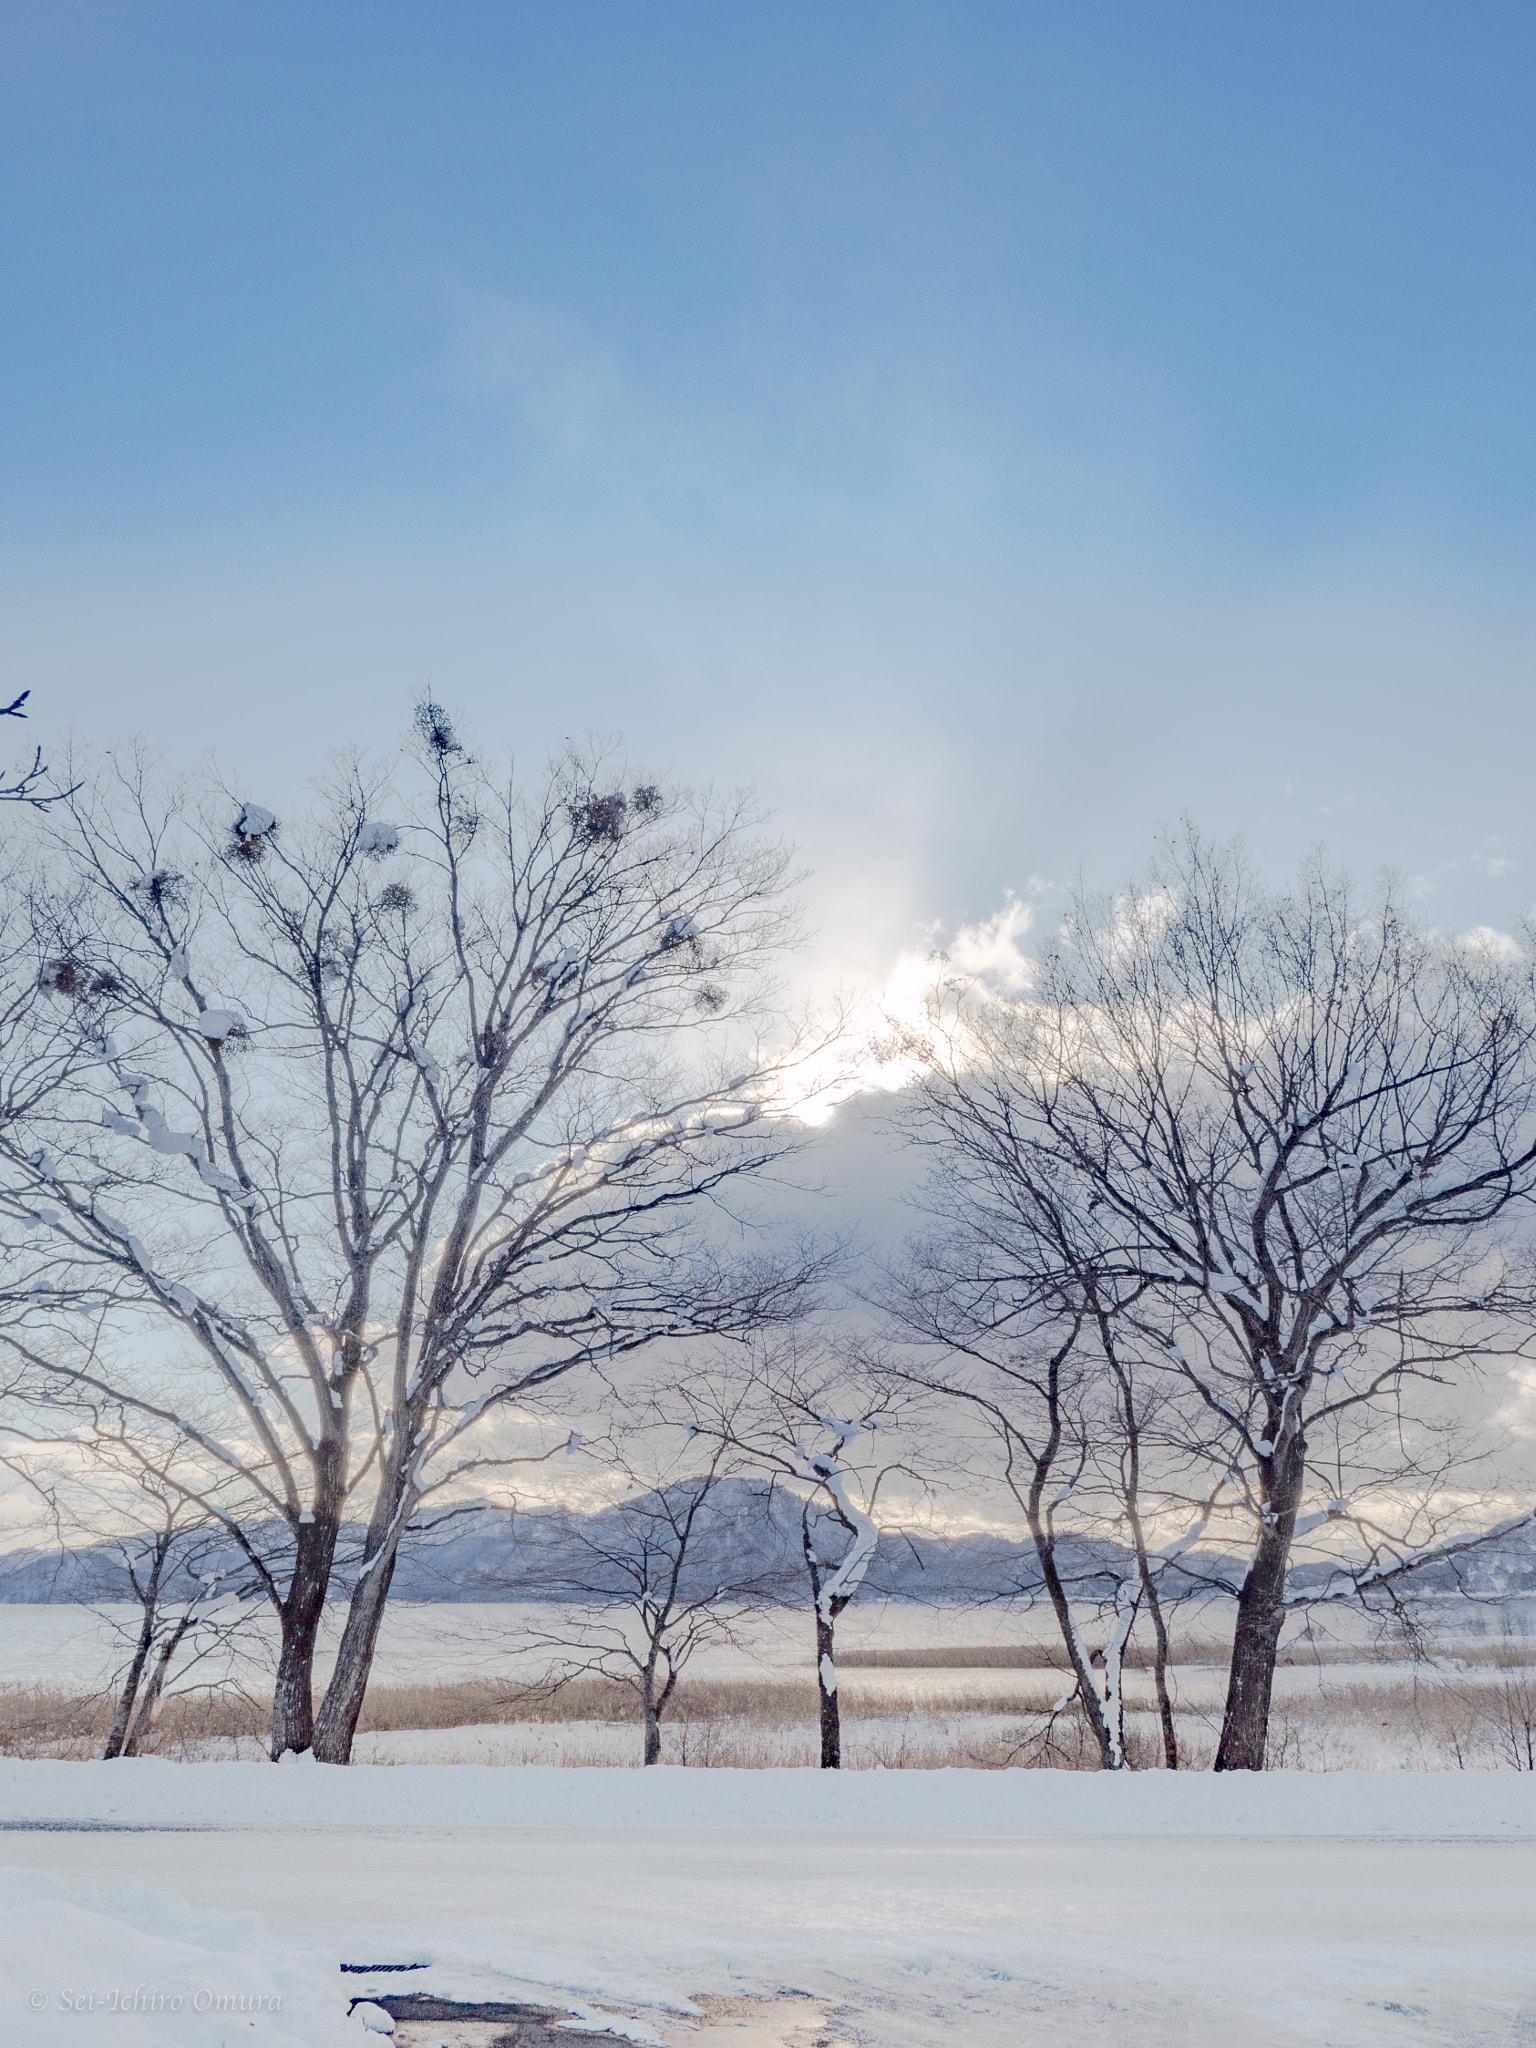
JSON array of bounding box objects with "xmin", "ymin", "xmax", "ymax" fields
[
  {"xmin": 892, "ymin": 828, "xmax": 1536, "ymax": 1769},
  {"xmin": 0, "ymin": 1402, "xmax": 265, "ymax": 1758},
  {"xmin": 101, "ymin": 1516, "xmax": 260, "ymax": 1759},
  {"xmin": 683, "ymin": 1343, "xmax": 919, "ymax": 1769},
  {"xmin": 0, "ymin": 708, "xmax": 830, "ymax": 1759},
  {"xmin": 874, "ymin": 1254, "xmax": 1200, "ymax": 1771},
  {"xmin": 1094, "ymin": 1325, "xmax": 1186, "ymax": 1769},
  {"xmin": 519, "ymin": 1428, "xmax": 787, "ymax": 1764},
  {"xmin": 1483, "ymin": 1672, "xmax": 1536, "ymax": 1771},
  {"xmin": 874, "ymin": 1283, "xmax": 1109, "ymax": 1763},
  {"xmin": 0, "ymin": 691, "xmax": 71, "ymax": 809}
]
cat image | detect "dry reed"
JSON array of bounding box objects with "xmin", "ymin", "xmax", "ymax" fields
[{"xmin": 5, "ymin": 1663, "xmax": 1535, "ymax": 1770}]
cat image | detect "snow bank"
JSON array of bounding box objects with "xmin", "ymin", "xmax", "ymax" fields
[
  {"xmin": 0, "ymin": 1868, "xmax": 343, "ymax": 2046},
  {"xmin": 2, "ymin": 1758, "xmax": 1532, "ymax": 1836}
]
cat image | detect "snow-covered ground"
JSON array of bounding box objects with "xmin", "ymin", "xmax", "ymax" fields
[
  {"xmin": 141, "ymin": 1700, "xmax": 1529, "ymax": 1773},
  {"xmin": 0, "ymin": 1866, "xmax": 340, "ymax": 2048},
  {"xmin": 2, "ymin": 1765, "xmax": 1535, "ymax": 2046},
  {"xmin": 6, "ymin": 1756, "xmax": 1536, "ymax": 1832},
  {"xmin": 5, "ymin": 1601, "xmax": 1536, "ymax": 2041}
]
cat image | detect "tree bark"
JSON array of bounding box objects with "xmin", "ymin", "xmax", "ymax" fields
[
  {"xmin": 1025, "ymin": 1509, "xmax": 1117, "ymax": 1769},
  {"xmin": 1214, "ymin": 1445, "xmax": 1304, "ymax": 1771},
  {"xmin": 815, "ymin": 1609, "xmax": 840, "ymax": 1769},
  {"xmin": 104, "ymin": 1656, "xmax": 146, "ymax": 1762},
  {"xmin": 638, "ymin": 1653, "xmax": 679, "ymax": 1767},
  {"xmin": 1107, "ymin": 1333, "xmax": 1177, "ymax": 1769},
  {"xmin": 270, "ymin": 1514, "xmax": 339, "ymax": 1758},
  {"xmin": 312, "ymin": 1534, "xmax": 401, "ymax": 1764},
  {"xmin": 1145, "ymin": 1579, "xmax": 1179, "ymax": 1772},
  {"xmin": 123, "ymin": 1614, "xmax": 195, "ymax": 1756},
  {"xmin": 103, "ymin": 1544, "xmax": 166, "ymax": 1761},
  {"xmin": 1126, "ymin": 1504, "xmax": 1178, "ymax": 1769},
  {"xmin": 643, "ymin": 1696, "xmax": 662, "ymax": 1766}
]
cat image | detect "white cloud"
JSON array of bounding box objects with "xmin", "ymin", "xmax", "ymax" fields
[
  {"xmin": 1460, "ymin": 924, "xmax": 1522, "ymax": 962},
  {"xmin": 944, "ymin": 893, "xmax": 1037, "ymax": 994},
  {"xmin": 770, "ymin": 891, "xmax": 1039, "ymax": 1126},
  {"xmin": 1493, "ymin": 1363, "xmax": 1536, "ymax": 1441}
]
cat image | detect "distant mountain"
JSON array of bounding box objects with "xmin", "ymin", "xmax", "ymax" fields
[
  {"xmin": 391, "ymin": 1479, "xmax": 1087, "ymax": 1604},
  {"xmin": 0, "ymin": 1481, "xmax": 1129, "ymax": 1607},
  {"xmin": 1, "ymin": 1476, "xmax": 1531, "ymax": 1606}
]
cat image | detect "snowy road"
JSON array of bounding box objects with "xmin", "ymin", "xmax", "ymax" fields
[{"xmin": 6, "ymin": 1821, "xmax": 1535, "ymax": 2048}]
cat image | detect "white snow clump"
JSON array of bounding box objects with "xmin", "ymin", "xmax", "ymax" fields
[
  {"xmin": 195, "ymin": 1009, "xmax": 245, "ymax": 1042},
  {"xmin": 235, "ymin": 803, "xmax": 277, "ymax": 839},
  {"xmin": 0, "ymin": 1867, "xmax": 344, "ymax": 2047}
]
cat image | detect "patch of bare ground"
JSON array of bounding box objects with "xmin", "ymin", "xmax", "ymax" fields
[
  {"xmin": 379, "ymin": 1992, "xmax": 849, "ymax": 2048},
  {"xmin": 389, "ymin": 2015, "xmax": 596, "ymax": 2047},
  {"xmin": 682, "ymin": 1992, "xmax": 854, "ymax": 2045}
]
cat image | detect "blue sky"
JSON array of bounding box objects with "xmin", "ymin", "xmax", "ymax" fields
[{"xmin": 3, "ymin": 1, "xmax": 1535, "ymax": 994}]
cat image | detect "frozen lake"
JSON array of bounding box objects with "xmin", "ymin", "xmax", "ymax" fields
[
  {"xmin": 0, "ymin": 1597, "xmax": 1042, "ymax": 1693},
  {"xmin": 3, "ymin": 1592, "xmax": 1531, "ymax": 1700}
]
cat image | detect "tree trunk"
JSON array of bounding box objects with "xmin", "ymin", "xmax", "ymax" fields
[
  {"xmin": 1129, "ymin": 1520, "xmax": 1178, "ymax": 1769},
  {"xmin": 269, "ymin": 1515, "xmax": 338, "ymax": 1759},
  {"xmin": 1026, "ymin": 1511, "xmax": 1117, "ymax": 1769},
  {"xmin": 802, "ymin": 1505, "xmax": 845, "ymax": 1769},
  {"xmin": 1214, "ymin": 1447, "xmax": 1304, "ymax": 1771},
  {"xmin": 312, "ymin": 1539, "xmax": 400, "ymax": 1764},
  {"xmin": 104, "ymin": 1560, "xmax": 163, "ymax": 1761},
  {"xmin": 640, "ymin": 1655, "xmax": 678, "ymax": 1767},
  {"xmin": 1112, "ymin": 1359, "xmax": 1178, "ymax": 1770},
  {"xmin": 104, "ymin": 1631, "xmax": 153, "ymax": 1759},
  {"xmin": 816, "ymin": 1609, "xmax": 840, "ymax": 1769},
  {"xmin": 1147, "ymin": 1590, "xmax": 1179, "ymax": 1771},
  {"xmin": 123, "ymin": 1614, "xmax": 195, "ymax": 1757}
]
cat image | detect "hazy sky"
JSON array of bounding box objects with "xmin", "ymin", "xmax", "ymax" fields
[{"xmin": 4, "ymin": 1, "xmax": 1536, "ymax": 1006}]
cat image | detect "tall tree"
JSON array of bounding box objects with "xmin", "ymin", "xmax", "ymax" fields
[
  {"xmin": 0, "ymin": 708, "xmax": 826, "ymax": 1759},
  {"xmin": 894, "ymin": 829, "xmax": 1536, "ymax": 1769}
]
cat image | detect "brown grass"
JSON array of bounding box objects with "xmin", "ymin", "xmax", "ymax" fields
[
  {"xmin": 841, "ymin": 1637, "xmax": 1536, "ymax": 1671},
  {"xmin": 6, "ymin": 1662, "xmax": 1536, "ymax": 1769},
  {"xmin": 0, "ymin": 1684, "xmax": 275, "ymax": 1760},
  {"xmin": 0, "ymin": 1674, "xmax": 1070, "ymax": 1758},
  {"xmin": 0, "ymin": 1686, "xmax": 110, "ymax": 1760},
  {"xmin": 842, "ymin": 1638, "xmax": 1229, "ymax": 1671},
  {"xmin": 357, "ymin": 1675, "xmax": 1077, "ymax": 1730},
  {"xmin": 1281, "ymin": 1640, "xmax": 1536, "ymax": 1671}
]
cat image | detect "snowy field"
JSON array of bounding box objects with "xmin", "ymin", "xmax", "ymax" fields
[
  {"xmin": 6, "ymin": 1601, "xmax": 1536, "ymax": 2043},
  {"xmin": 1, "ymin": 1764, "xmax": 1534, "ymax": 2048}
]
